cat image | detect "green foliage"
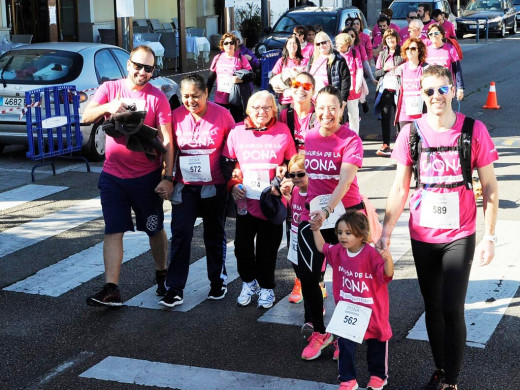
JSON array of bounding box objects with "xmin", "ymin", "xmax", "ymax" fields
[{"xmin": 236, "ymin": 3, "xmax": 263, "ymax": 48}]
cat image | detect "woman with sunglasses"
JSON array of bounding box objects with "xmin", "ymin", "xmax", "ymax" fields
[
  {"xmin": 207, "ymin": 32, "xmax": 253, "ymax": 122},
  {"xmin": 426, "ymin": 24, "xmax": 464, "ymax": 101},
  {"xmin": 378, "ymin": 65, "xmax": 498, "ymax": 390},
  {"xmin": 374, "ymin": 29, "xmax": 404, "ymax": 157},
  {"xmin": 336, "ymin": 33, "xmax": 364, "ymax": 134},
  {"xmin": 298, "ymin": 85, "xmax": 364, "ymax": 361},
  {"xmin": 271, "ymin": 35, "xmax": 309, "ymax": 110},
  {"xmin": 395, "ymin": 38, "xmax": 428, "ymax": 129},
  {"xmin": 159, "ymin": 73, "xmax": 235, "ymax": 308},
  {"xmin": 222, "ymin": 91, "xmax": 297, "ymax": 309},
  {"xmin": 307, "ymin": 31, "xmax": 350, "ymax": 111},
  {"xmin": 279, "ymin": 72, "xmax": 316, "ymax": 153}
]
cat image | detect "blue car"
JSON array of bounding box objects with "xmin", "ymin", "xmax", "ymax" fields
[{"xmin": 456, "ymin": 0, "xmax": 517, "ymax": 38}]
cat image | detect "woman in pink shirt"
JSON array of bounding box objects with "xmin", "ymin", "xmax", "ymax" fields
[
  {"xmin": 298, "ymin": 85, "xmax": 364, "ymax": 361},
  {"xmin": 271, "ymin": 35, "xmax": 309, "ymax": 109},
  {"xmin": 222, "ymin": 91, "xmax": 297, "ymax": 310},
  {"xmin": 352, "ymin": 17, "xmax": 373, "ymax": 64},
  {"xmin": 207, "ymin": 32, "xmax": 253, "ymax": 122}
]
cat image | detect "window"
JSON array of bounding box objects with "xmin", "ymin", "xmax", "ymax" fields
[
  {"xmin": 94, "ymin": 49, "xmax": 123, "ymax": 84},
  {"xmin": 111, "ymin": 49, "xmax": 131, "ymax": 77}
]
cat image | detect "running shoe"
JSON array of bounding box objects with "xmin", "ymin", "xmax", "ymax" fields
[
  {"xmin": 257, "ymin": 288, "xmax": 275, "ymax": 309},
  {"xmin": 333, "ymin": 339, "xmax": 339, "ymax": 361},
  {"xmin": 288, "ymin": 278, "xmax": 303, "ymax": 303},
  {"xmin": 86, "ymin": 283, "xmax": 122, "ymax": 307},
  {"xmin": 301, "ymin": 332, "xmax": 333, "ymax": 360},
  {"xmin": 237, "ymin": 280, "xmax": 259, "ymax": 306},
  {"xmin": 207, "ymin": 285, "xmax": 227, "ymax": 300},
  {"xmin": 367, "ymin": 375, "xmax": 388, "ymax": 390},
  {"xmin": 301, "ymin": 322, "xmax": 314, "ymax": 339},
  {"xmin": 442, "ymin": 386, "xmax": 457, "ymax": 390},
  {"xmin": 422, "ymin": 369, "xmax": 445, "ymax": 390},
  {"xmin": 155, "ymin": 269, "xmax": 167, "ymax": 296},
  {"xmin": 338, "ymin": 379, "xmax": 359, "ymax": 390},
  {"xmin": 320, "ymin": 282, "xmax": 328, "ymax": 299},
  {"xmin": 158, "ymin": 291, "xmax": 183, "ymax": 308},
  {"xmin": 376, "ymin": 145, "xmax": 392, "ymax": 157}
]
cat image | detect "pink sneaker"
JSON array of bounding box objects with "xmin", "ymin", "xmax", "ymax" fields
[
  {"xmin": 301, "ymin": 332, "xmax": 333, "ymax": 360},
  {"xmin": 366, "ymin": 375, "xmax": 388, "ymax": 390},
  {"xmin": 338, "ymin": 380, "xmax": 359, "ymax": 390},
  {"xmin": 333, "ymin": 339, "xmax": 339, "ymax": 361}
]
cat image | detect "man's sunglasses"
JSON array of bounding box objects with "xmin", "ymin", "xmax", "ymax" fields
[
  {"xmin": 291, "ymin": 80, "xmax": 313, "ymax": 91},
  {"xmin": 408, "ymin": 16, "xmax": 418, "ymax": 19},
  {"xmin": 130, "ymin": 60, "xmax": 155, "ymax": 73},
  {"xmin": 289, "ymin": 172, "xmax": 306, "ymax": 178},
  {"xmin": 423, "ymin": 85, "xmax": 452, "ymax": 96}
]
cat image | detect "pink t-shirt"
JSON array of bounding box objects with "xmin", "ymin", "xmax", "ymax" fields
[
  {"xmin": 400, "ymin": 29, "xmax": 410, "ymax": 43},
  {"xmin": 323, "ymin": 243, "xmax": 392, "ymax": 341},
  {"xmin": 272, "ymin": 57, "xmax": 309, "ymax": 105},
  {"xmin": 353, "ymin": 43, "xmax": 368, "ymax": 62},
  {"xmin": 359, "ymin": 33, "xmax": 373, "ymax": 61},
  {"xmin": 290, "ymin": 187, "xmax": 307, "ymax": 233},
  {"xmin": 426, "ymin": 43, "xmax": 459, "ymax": 69},
  {"xmin": 302, "ymin": 43, "xmax": 314, "ymax": 59},
  {"xmin": 210, "ymin": 53, "xmax": 252, "ymax": 105},
  {"xmin": 309, "ymin": 56, "xmax": 329, "ymax": 98},
  {"xmin": 172, "ymin": 101, "xmax": 235, "ymax": 185},
  {"xmin": 302, "ymin": 124, "xmax": 363, "ymax": 221},
  {"xmin": 92, "ymin": 79, "xmax": 171, "ymax": 179},
  {"xmin": 279, "ymin": 107, "xmax": 317, "ymax": 152},
  {"xmin": 372, "ymin": 23, "xmax": 401, "ymax": 36},
  {"xmin": 442, "ymin": 20, "xmax": 456, "ymax": 39},
  {"xmin": 222, "ymin": 121, "xmax": 297, "ymax": 220},
  {"xmin": 397, "ymin": 61, "xmax": 424, "ymax": 122},
  {"xmin": 392, "ymin": 113, "xmax": 499, "ymax": 243},
  {"xmin": 340, "ymin": 49, "xmax": 363, "ymax": 100}
]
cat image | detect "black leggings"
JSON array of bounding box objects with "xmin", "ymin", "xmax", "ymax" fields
[
  {"xmin": 411, "ymin": 234, "xmax": 476, "ymax": 385},
  {"xmin": 380, "ymin": 89, "xmax": 396, "ymax": 146}
]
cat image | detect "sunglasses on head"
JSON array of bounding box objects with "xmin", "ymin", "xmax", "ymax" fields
[
  {"xmin": 428, "ymin": 31, "xmax": 442, "ymax": 37},
  {"xmin": 289, "ymin": 172, "xmax": 306, "ymax": 178},
  {"xmin": 291, "ymin": 80, "xmax": 313, "ymax": 91},
  {"xmin": 223, "ymin": 40, "xmax": 235, "ymax": 46},
  {"xmin": 130, "ymin": 60, "xmax": 155, "ymax": 73},
  {"xmin": 406, "ymin": 46, "xmax": 418, "ymax": 51},
  {"xmin": 316, "ymin": 40, "xmax": 329, "ymax": 46},
  {"xmin": 423, "ymin": 85, "xmax": 452, "ymax": 96}
]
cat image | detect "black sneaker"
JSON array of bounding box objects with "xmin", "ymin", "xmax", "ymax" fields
[
  {"xmin": 207, "ymin": 285, "xmax": 228, "ymax": 300},
  {"xmin": 158, "ymin": 290, "xmax": 183, "ymax": 308},
  {"xmin": 86, "ymin": 283, "xmax": 122, "ymax": 307},
  {"xmin": 422, "ymin": 369, "xmax": 445, "ymax": 390},
  {"xmin": 362, "ymin": 101, "xmax": 370, "ymax": 113},
  {"xmin": 376, "ymin": 145, "xmax": 392, "ymax": 157},
  {"xmin": 155, "ymin": 269, "xmax": 167, "ymax": 296}
]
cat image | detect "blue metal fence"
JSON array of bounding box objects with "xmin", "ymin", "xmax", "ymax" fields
[{"xmin": 260, "ymin": 50, "xmax": 282, "ymax": 92}]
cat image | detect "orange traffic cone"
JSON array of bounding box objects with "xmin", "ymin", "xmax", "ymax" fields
[{"xmin": 482, "ymin": 82, "xmax": 500, "ymax": 109}]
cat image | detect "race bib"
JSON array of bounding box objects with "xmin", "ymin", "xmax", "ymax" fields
[
  {"xmin": 309, "ymin": 194, "xmax": 346, "ymax": 230},
  {"xmin": 382, "ymin": 74, "xmax": 399, "ymax": 91},
  {"xmin": 419, "ymin": 191, "xmax": 460, "ymax": 229},
  {"xmin": 217, "ymin": 74, "xmax": 233, "ymax": 94},
  {"xmin": 405, "ymin": 95, "xmax": 423, "ymax": 116},
  {"xmin": 243, "ymin": 170, "xmax": 270, "ymax": 200},
  {"xmin": 287, "ymin": 229, "xmax": 299, "ymax": 265},
  {"xmin": 326, "ymin": 301, "xmax": 372, "ymax": 344},
  {"xmin": 179, "ymin": 155, "xmax": 212, "ymax": 182}
]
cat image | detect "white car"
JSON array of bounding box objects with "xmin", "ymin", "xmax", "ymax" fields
[{"xmin": 0, "ymin": 42, "xmax": 180, "ymax": 161}]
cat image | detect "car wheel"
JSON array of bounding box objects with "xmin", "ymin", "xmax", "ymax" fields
[
  {"xmin": 499, "ymin": 22, "xmax": 506, "ymax": 38},
  {"xmin": 87, "ymin": 123, "xmax": 106, "ymax": 162},
  {"xmin": 510, "ymin": 19, "xmax": 517, "ymax": 34}
]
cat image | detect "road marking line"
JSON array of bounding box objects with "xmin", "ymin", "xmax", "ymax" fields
[
  {"xmin": 0, "ymin": 184, "xmax": 68, "ymax": 212},
  {"xmin": 79, "ymin": 356, "xmax": 339, "ymax": 390},
  {"xmin": 0, "ymin": 198, "xmax": 102, "ymax": 258},
  {"xmin": 407, "ymin": 220, "xmax": 520, "ymax": 348}
]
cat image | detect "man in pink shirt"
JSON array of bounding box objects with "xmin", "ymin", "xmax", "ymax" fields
[
  {"xmin": 83, "ymin": 45, "xmax": 174, "ymax": 307},
  {"xmin": 400, "ymin": 11, "xmax": 419, "ymax": 42},
  {"xmin": 417, "ymin": 2, "xmax": 435, "ymax": 32},
  {"xmin": 432, "ymin": 9, "xmax": 456, "ymax": 39},
  {"xmin": 372, "ymin": 15, "xmax": 391, "ymax": 60}
]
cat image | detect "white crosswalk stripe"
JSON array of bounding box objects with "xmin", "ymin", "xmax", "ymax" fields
[{"xmin": 0, "ymin": 184, "xmax": 68, "ymax": 212}]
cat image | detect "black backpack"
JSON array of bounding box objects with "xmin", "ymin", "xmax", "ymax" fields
[
  {"xmin": 286, "ymin": 107, "xmax": 317, "ymax": 148},
  {"xmin": 410, "ymin": 117, "xmax": 474, "ymax": 190}
]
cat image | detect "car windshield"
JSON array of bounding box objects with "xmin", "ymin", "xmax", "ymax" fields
[
  {"xmin": 514, "ymin": 0, "xmax": 520, "ymax": 5},
  {"xmin": 0, "ymin": 49, "xmax": 82, "ymax": 85},
  {"xmin": 465, "ymin": 0, "xmax": 502, "ymax": 10},
  {"xmin": 272, "ymin": 13, "xmax": 338, "ymax": 35},
  {"xmin": 389, "ymin": 2, "xmax": 430, "ymax": 18}
]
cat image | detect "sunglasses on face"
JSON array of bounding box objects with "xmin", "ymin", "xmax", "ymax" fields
[
  {"xmin": 422, "ymin": 85, "xmax": 452, "ymax": 96},
  {"xmin": 408, "ymin": 16, "xmax": 418, "ymax": 19},
  {"xmin": 316, "ymin": 41, "xmax": 329, "ymax": 46},
  {"xmin": 291, "ymin": 80, "xmax": 313, "ymax": 91},
  {"xmin": 406, "ymin": 46, "xmax": 418, "ymax": 52},
  {"xmin": 130, "ymin": 60, "xmax": 155, "ymax": 73},
  {"xmin": 428, "ymin": 31, "xmax": 442, "ymax": 37},
  {"xmin": 223, "ymin": 40, "xmax": 235, "ymax": 46},
  {"xmin": 289, "ymin": 172, "xmax": 306, "ymax": 178}
]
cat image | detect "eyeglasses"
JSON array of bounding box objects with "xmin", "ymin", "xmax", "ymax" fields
[
  {"xmin": 316, "ymin": 41, "xmax": 329, "ymax": 46},
  {"xmin": 251, "ymin": 105, "xmax": 273, "ymax": 112},
  {"xmin": 291, "ymin": 80, "xmax": 313, "ymax": 91},
  {"xmin": 223, "ymin": 40, "xmax": 235, "ymax": 46},
  {"xmin": 130, "ymin": 60, "xmax": 155, "ymax": 73},
  {"xmin": 408, "ymin": 16, "xmax": 418, "ymax": 19},
  {"xmin": 422, "ymin": 85, "xmax": 452, "ymax": 96},
  {"xmin": 406, "ymin": 46, "xmax": 418, "ymax": 52},
  {"xmin": 289, "ymin": 172, "xmax": 306, "ymax": 178},
  {"xmin": 428, "ymin": 31, "xmax": 442, "ymax": 37}
]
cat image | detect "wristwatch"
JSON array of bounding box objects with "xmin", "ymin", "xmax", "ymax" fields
[
  {"xmin": 483, "ymin": 235, "xmax": 497, "ymax": 244},
  {"xmin": 162, "ymin": 175, "xmax": 174, "ymax": 182}
]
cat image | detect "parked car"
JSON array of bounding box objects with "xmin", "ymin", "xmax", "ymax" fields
[
  {"xmin": 0, "ymin": 42, "xmax": 180, "ymax": 160},
  {"xmin": 254, "ymin": 6, "xmax": 369, "ymax": 57},
  {"xmin": 388, "ymin": 0, "xmax": 456, "ymax": 29},
  {"xmin": 456, "ymin": 0, "xmax": 517, "ymax": 37},
  {"xmin": 511, "ymin": 0, "xmax": 520, "ymax": 26}
]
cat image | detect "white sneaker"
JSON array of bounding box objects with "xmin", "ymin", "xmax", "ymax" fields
[
  {"xmin": 257, "ymin": 288, "xmax": 275, "ymax": 309},
  {"xmin": 237, "ymin": 280, "xmax": 259, "ymax": 306}
]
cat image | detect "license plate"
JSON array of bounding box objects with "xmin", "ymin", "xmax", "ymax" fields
[
  {"xmin": 468, "ymin": 25, "xmax": 477, "ymax": 30},
  {"xmin": 0, "ymin": 97, "xmax": 25, "ymax": 107}
]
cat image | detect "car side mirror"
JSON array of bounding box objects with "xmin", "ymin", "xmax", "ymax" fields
[{"xmin": 152, "ymin": 68, "xmax": 160, "ymax": 78}]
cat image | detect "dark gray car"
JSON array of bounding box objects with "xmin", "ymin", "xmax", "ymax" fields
[{"xmin": 456, "ymin": 0, "xmax": 517, "ymax": 37}]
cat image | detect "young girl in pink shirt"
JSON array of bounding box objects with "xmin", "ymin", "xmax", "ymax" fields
[{"xmin": 313, "ymin": 211, "xmax": 394, "ymax": 390}]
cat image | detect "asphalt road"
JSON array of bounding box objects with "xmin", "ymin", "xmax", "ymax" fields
[{"xmin": 1, "ymin": 34, "xmax": 520, "ymax": 390}]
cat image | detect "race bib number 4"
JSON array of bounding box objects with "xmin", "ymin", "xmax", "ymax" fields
[
  {"xmin": 419, "ymin": 191, "xmax": 460, "ymax": 229},
  {"xmin": 179, "ymin": 155, "xmax": 212, "ymax": 182},
  {"xmin": 326, "ymin": 301, "xmax": 372, "ymax": 344},
  {"xmin": 243, "ymin": 170, "xmax": 270, "ymax": 200},
  {"xmin": 217, "ymin": 74, "xmax": 233, "ymax": 94},
  {"xmin": 309, "ymin": 195, "xmax": 346, "ymax": 230},
  {"xmin": 405, "ymin": 95, "xmax": 423, "ymax": 116}
]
